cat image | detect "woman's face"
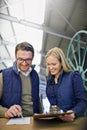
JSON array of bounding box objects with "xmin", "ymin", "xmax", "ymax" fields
[
  {"xmin": 16, "ymin": 50, "xmax": 33, "ymax": 72},
  {"xmin": 46, "ymin": 55, "xmax": 62, "ymax": 77}
]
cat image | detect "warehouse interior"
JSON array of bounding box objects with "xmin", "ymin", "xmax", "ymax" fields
[{"xmin": 0, "ymin": 0, "xmax": 87, "ymax": 99}]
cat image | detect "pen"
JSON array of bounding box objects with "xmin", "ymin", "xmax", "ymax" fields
[{"xmin": 20, "ymin": 113, "xmax": 24, "ymax": 119}]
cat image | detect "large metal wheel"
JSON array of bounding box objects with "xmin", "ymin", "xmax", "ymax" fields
[{"xmin": 67, "ymin": 30, "xmax": 87, "ymax": 91}]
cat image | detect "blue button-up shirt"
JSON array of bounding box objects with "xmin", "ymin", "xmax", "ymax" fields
[{"xmin": 46, "ymin": 70, "xmax": 87, "ymax": 117}]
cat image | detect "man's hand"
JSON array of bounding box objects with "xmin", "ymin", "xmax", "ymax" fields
[{"xmin": 5, "ymin": 105, "xmax": 22, "ymax": 118}]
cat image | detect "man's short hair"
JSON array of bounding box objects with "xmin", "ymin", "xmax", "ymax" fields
[{"xmin": 15, "ymin": 42, "xmax": 34, "ymax": 56}]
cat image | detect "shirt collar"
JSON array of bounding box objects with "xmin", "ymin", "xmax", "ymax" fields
[{"xmin": 18, "ymin": 67, "xmax": 32, "ymax": 77}]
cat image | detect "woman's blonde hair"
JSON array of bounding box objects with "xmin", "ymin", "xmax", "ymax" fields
[{"xmin": 45, "ymin": 47, "xmax": 72, "ymax": 75}]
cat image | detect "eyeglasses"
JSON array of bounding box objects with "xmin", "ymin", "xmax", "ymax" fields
[{"xmin": 17, "ymin": 58, "xmax": 32, "ymax": 63}]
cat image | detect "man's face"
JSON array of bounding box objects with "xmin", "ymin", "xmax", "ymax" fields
[{"xmin": 16, "ymin": 50, "xmax": 33, "ymax": 72}]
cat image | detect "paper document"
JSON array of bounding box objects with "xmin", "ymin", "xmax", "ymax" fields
[{"xmin": 6, "ymin": 117, "xmax": 30, "ymax": 125}]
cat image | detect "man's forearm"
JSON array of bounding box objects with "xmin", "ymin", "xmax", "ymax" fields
[{"xmin": 0, "ymin": 106, "xmax": 8, "ymax": 118}]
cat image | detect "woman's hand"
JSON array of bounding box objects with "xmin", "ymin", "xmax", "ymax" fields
[
  {"xmin": 5, "ymin": 104, "xmax": 22, "ymax": 119},
  {"xmin": 58, "ymin": 110, "xmax": 75, "ymax": 122}
]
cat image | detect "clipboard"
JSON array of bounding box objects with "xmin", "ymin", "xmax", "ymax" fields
[{"xmin": 33, "ymin": 111, "xmax": 74, "ymax": 120}]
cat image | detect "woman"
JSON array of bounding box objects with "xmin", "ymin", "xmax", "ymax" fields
[{"xmin": 45, "ymin": 47, "xmax": 87, "ymax": 122}]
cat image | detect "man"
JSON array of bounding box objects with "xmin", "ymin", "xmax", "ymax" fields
[{"xmin": 0, "ymin": 42, "xmax": 40, "ymax": 118}]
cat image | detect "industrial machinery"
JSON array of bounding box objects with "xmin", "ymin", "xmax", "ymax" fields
[{"xmin": 67, "ymin": 30, "xmax": 87, "ymax": 91}]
